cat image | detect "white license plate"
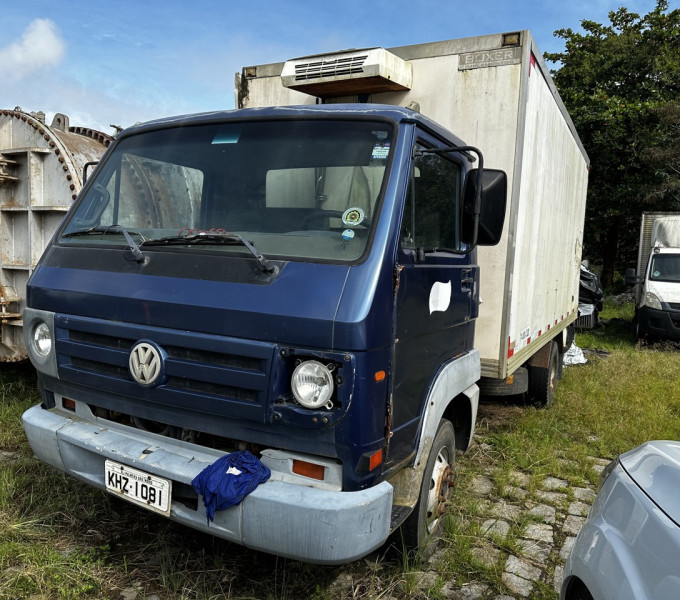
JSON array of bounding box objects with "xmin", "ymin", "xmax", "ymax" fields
[{"xmin": 105, "ymin": 459, "xmax": 172, "ymax": 516}]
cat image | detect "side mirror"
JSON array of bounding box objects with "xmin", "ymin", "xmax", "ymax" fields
[
  {"xmin": 625, "ymin": 268, "xmax": 639, "ymax": 286},
  {"xmin": 462, "ymin": 168, "xmax": 507, "ymax": 246}
]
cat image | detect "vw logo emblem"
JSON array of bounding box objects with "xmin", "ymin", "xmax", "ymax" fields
[{"xmin": 129, "ymin": 341, "xmax": 163, "ymax": 387}]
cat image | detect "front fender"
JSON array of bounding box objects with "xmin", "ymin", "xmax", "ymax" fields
[
  {"xmin": 386, "ymin": 350, "xmax": 479, "ymax": 513},
  {"xmin": 415, "ymin": 349, "xmax": 480, "ymax": 465}
]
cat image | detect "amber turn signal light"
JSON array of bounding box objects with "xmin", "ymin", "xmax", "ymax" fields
[{"xmin": 292, "ymin": 459, "xmax": 325, "ymax": 481}]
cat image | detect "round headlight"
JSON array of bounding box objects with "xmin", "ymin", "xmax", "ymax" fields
[
  {"xmin": 33, "ymin": 322, "xmax": 52, "ymax": 357},
  {"xmin": 291, "ymin": 360, "xmax": 335, "ymax": 410}
]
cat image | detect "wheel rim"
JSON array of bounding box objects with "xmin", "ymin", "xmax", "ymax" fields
[
  {"xmin": 425, "ymin": 447, "xmax": 453, "ymax": 534},
  {"xmin": 549, "ymin": 354, "xmax": 558, "ymax": 395}
]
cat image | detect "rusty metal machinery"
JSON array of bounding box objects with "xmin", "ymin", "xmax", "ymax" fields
[{"xmin": 0, "ymin": 108, "xmax": 112, "ymax": 361}]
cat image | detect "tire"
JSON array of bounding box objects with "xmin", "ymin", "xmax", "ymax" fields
[
  {"xmin": 478, "ymin": 367, "xmax": 528, "ymax": 397},
  {"xmin": 400, "ymin": 419, "xmax": 455, "ymax": 558},
  {"xmin": 635, "ymin": 320, "xmax": 650, "ymax": 345},
  {"xmin": 528, "ymin": 341, "xmax": 559, "ymax": 408},
  {"xmin": 565, "ymin": 324, "xmax": 575, "ymax": 352},
  {"xmin": 566, "ymin": 579, "xmax": 594, "ymax": 600}
]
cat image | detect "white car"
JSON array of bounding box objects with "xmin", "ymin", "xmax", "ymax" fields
[{"xmin": 561, "ymin": 441, "xmax": 680, "ymax": 600}]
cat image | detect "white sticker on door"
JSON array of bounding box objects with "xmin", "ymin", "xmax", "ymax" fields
[{"xmin": 429, "ymin": 281, "xmax": 452, "ymax": 314}]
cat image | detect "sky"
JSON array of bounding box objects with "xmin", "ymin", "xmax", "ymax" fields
[{"xmin": 1, "ymin": 0, "xmax": 677, "ymax": 134}]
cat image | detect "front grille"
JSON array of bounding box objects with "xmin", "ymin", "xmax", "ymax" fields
[
  {"xmin": 72, "ymin": 357, "xmax": 126, "ymax": 379},
  {"xmin": 69, "ymin": 329, "xmax": 262, "ymax": 372},
  {"xmin": 55, "ymin": 315, "xmax": 274, "ymax": 418},
  {"xmin": 165, "ymin": 344, "xmax": 261, "ymax": 371},
  {"xmin": 166, "ymin": 376, "xmax": 256, "ymax": 402},
  {"xmin": 69, "ymin": 329, "xmax": 129, "ymax": 350},
  {"xmin": 294, "ymin": 55, "xmax": 367, "ymax": 81}
]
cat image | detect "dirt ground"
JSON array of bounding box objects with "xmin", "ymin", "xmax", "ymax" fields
[{"xmin": 477, "ymin": 398, "xmax": 526, "ymax": 428}]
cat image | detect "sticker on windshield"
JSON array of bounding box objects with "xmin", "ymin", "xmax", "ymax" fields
[
  {"xmin": 372, "ymin": 143, "xmax": 390, "ymax": 160},
  {"xmin": 341, "ymin": 229, "xmax": 355, "ymax": 241},
  {"xmin": 342, "ymin": 207, "xmax": 365, "ymax": 227},
  {"xmin": 654, "ymin": 270, "xmax": 661, "ymax": 277}
]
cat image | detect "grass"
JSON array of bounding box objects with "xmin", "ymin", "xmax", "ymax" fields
[
  {"xmin": 1, "ymin": 301, "xmax": 679, "ymax": 599},
  {"xmin": 573, "ymin": 299, "xmax": 636, "ymax": 351}
]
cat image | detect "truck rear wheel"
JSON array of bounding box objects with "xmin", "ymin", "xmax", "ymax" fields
[
  {"xmin": 528, "ymin": 341, "xmax": 559, "ymax": 408},
  {"xmin": 400, "ymin": 419, "xmax": 455, "ymax": 558}
]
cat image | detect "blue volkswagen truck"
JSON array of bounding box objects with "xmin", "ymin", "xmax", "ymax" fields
[{"xmin": 22, "ymin": 103, "xmax": 506, "ymax": 563}]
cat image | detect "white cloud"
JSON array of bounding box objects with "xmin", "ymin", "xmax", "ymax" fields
[{"xmin": 0, "ymin": 19, "xmax": 66, "ymax": 81}]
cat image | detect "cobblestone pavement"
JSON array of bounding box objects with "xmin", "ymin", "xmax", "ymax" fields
[
  {"xmin": 456, "ymin": 461, "xmax": 606, "ymax": 600},
  {"xmin": 329, "ymin": 448, "xmax": 609, "ymax": 600}
]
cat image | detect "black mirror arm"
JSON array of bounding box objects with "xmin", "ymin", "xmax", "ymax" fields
[{"xmin": 83, "ymin": 161, "xmax": 99, "ymax": 185}]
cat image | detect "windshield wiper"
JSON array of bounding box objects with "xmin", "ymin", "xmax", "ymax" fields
[
  {"xmin": 142, "ymin": 232, "xmax": 278, "ymax": 275},
  {"xmin": 62, "ymin": 225, "xmax": 147, "ymax": 263}
]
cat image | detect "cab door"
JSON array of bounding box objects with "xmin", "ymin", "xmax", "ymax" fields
[{"xmin": 388, "ymin": 135, "xmax": 478, "ymax": 466}]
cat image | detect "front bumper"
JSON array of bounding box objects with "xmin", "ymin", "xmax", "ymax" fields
[
  {"xmin": 22, "ymin": 403, "xmax": 393, "ymax": 564},
  {"xmin": 637, "ymin": 305, "xmax": 680, "ymax": 340}
]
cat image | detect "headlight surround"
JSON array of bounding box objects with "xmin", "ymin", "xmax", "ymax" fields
[
  {"xmin": 291, "ymin": 360, "xmax": 335, "ymax": 410},
  {"xmin": 33, "ymin": 322, "xmax": 52, "ymax": 357},
  {"xmin": 644, "ymin": 291, "xmax": 662, "ymax": 310}
]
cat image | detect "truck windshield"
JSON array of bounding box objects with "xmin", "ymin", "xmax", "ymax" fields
[
  {"xmin": 59, "ymin": 119, "xmax": 394, "ymax": 263},
  {"xmin": 650, "ymin": 254, "xmax": 680, "ymax": 282}
]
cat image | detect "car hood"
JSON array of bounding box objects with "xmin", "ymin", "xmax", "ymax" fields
[
  {"xmin": 645, "ymin": 280, "xmax": 680, "ymax": 304},
  {"xmin": 619, "ymin": 440, "xmax": 680, "ymax": 527}
]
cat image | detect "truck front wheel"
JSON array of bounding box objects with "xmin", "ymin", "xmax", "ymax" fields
[
  {"xmin": 635, "ymin": 320, "xmax": 650, "ymax": 344},
  {"xmin": 401, "ymin": 419, "xmax": 455, "ymax": 557}
]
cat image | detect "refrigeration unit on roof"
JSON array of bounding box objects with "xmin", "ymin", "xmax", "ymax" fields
[{"xmin": 281, "ymin": 47, "xmax": 412, "ymax": 98}]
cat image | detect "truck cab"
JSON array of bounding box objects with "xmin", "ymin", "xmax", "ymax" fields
[
  {"xmin": 23, "ymin": 104, "xmax": 505, "ymax": 563},
  {"xmin": 631, "ymin": 247, "xmax": 680, "ymax": 341},
  {"xmin": 627, "ymin": 213, "xmax": 680, "ymax": 342}
]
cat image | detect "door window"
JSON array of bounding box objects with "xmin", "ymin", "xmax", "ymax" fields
[{"xmin": 401, "ymin": 143, "xmax": 463, "ymax": 253}]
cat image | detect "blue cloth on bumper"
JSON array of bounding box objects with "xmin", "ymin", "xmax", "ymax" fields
[{"xmin": 192, "ymin": 450, "xmax": 271, "ymax": 522}]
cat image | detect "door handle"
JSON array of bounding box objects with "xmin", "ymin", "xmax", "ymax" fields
[{"xmin": 461, "ymin": 269, "xmax": 474, "ymax": 295}]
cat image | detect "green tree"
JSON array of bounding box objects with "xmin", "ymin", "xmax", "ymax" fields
[
  {"xmin": 545, "ymin": 1, "xmax": 680, "ymax": 287},
  {"xmin": 643, "ymin": 101, "xmax": 680, "ymax": 202}
]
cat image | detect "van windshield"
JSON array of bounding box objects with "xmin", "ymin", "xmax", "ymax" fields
[
  {"xmin": 650, "ymin": 254, "xmax": 680, "ymax": 282},
  {"xmin": 60, "ymin": 119, "xmax": 394, "ymax": 263}
]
